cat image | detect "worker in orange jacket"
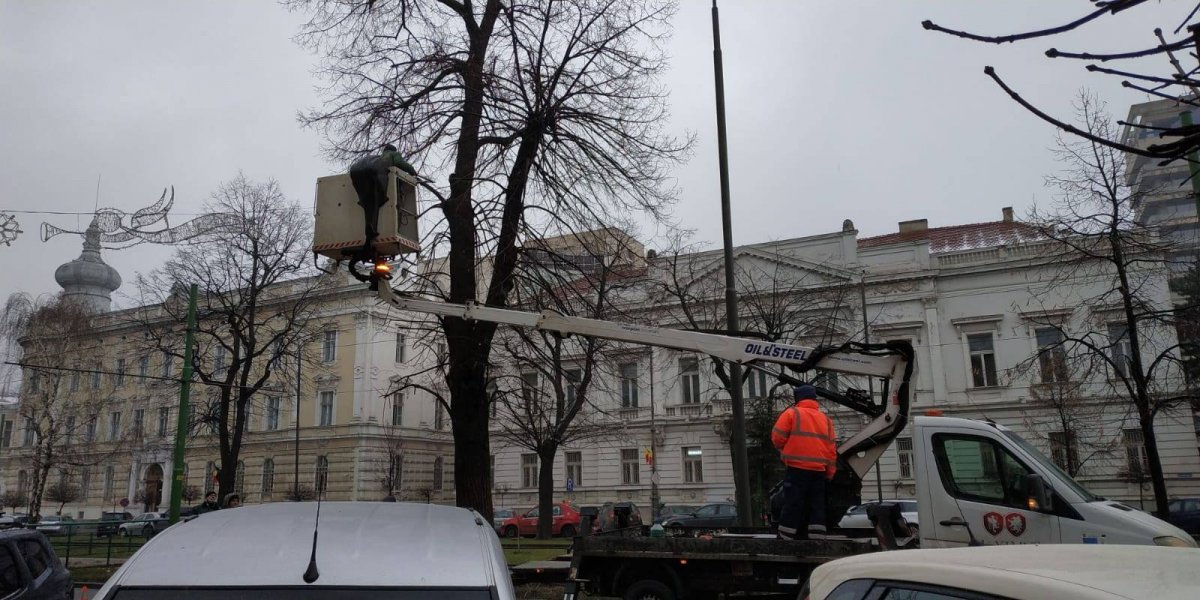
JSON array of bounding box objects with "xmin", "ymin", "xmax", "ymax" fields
[{"xmin": 771, "ymin": 384, "xmax": 837, "ymax": 540}]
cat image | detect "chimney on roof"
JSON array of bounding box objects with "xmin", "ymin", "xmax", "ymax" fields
[
  {"xmin": 1002, "ymin": 207, "xmax": 1014, "ymax": 223},
  {"xmin": 898, "ymin": 219, "xmax": 928, "ymax": 234},
  {"xmin": 646, "ymin": 249, "xmax": 657, "ymax": 260}
]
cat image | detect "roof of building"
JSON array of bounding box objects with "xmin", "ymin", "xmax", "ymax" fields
[
  {"xmin": 858, "ymin": 220, "xmax": 1045, "ymax": 253},
  {"xmin": 100, "ymin": 502, "xmax": 509, "ymax": 590},
  {"xmin": 808, "ymin": 545, "xmax": 1200, "ymax": 600}
]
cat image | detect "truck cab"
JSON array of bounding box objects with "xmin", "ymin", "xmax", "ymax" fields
[{"xmin": 913, "ymin": 416, "xmax": 1196, "ymax": 548}]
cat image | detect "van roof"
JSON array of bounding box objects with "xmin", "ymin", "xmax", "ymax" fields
[
  {"xmin": 810, "ymin": 545, "xmax": 1200, "ymax": 600},
  {"xmin": 107, "ymin": 502, "xmax": 503, "ymax": 589}
]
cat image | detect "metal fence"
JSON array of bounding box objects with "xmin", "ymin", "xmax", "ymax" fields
[{"xmin": 1, "ymin": 518, "xmax": 167, "ymax": 568}]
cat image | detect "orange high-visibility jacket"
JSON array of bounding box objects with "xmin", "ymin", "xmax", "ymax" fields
[{"xmin": 771, "ymin": 399, "xmax": 837, "ymax": 477}]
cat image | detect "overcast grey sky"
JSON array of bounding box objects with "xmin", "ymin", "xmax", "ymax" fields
[{"xmin": 0, "ymin": 1, "xmax": 1182, "ymax": 304}]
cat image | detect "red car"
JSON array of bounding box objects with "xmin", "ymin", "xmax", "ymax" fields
[{"xmin": 499, "ymin": 502, "xmax": 581, "ymax": 538}]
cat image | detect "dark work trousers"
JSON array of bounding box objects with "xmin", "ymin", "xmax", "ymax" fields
[
  {"xmin": 349, "ymin": 156, "xmax": 391, "ymax": 247},
  {"xmin": 776, "ymin": 467, "xmax": 827, "ymax": 540}
]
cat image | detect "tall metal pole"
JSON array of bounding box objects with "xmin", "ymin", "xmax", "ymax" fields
[
  {"xmin": 294, "ymin": 345, "xmax": 302, "ymax": 500},
  {"xmin": 860, "ymin": 276, "xmax": 881, "ymax": 502},
  {"xmin": 168, "ymin": 284, "xmax": 198, "ymax": 524},
  {"xmin": 712, "ymin": 0, "xmax": 752, "ymax": 526},
  {"xmin": 649, "ymin": 350, "xmax": 660, "ymax": 522}
]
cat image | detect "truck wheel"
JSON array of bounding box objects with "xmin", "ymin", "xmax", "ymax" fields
[
  {"xmin": 503, "ymin": 525, "xmax": 518, "ymax": 538},
  {"xmin": 560, "ymin": 524, "xmax": 577, "ymax": 538},
  {"xmin": 623, "ymin": 579, "xmax": 675, "ymax": 600}
]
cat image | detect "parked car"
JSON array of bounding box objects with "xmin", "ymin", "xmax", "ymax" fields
[
  {"xmin": 92, "ymin": 502, "xmax": 515, "ymax": 599},
  {"xmin": 653, "ymin": 504, "xmax": 697, "ymax": 525},
  {"xmin": 498, "ymin": 502, "xmax": 581, "ymax": 538},
  {"xmin": 1167, "ymin": 497, "xmax": 1200, "ymax": 534},
  {"xmin": 118, "ymin": 512, "xmax": 169, "ymax": 537},
  {"xmin": 661, "ymin": 502, "xmax": 737, "ymax": 529},
  {"xmin": 492, "ymin": 508, "xmax": 513, "ymax": 534},
  {"xmin": 33, "ymin": 515, "xmax": 77, "ymax": 536},
  {"xmin": 0, "ymin": 528, "xmax": 73, "ymax": 599},
  {"xmin": 837, "ymin": 499, "xmax": 919, "ymax": 535},
  {"xmin": 95, "ymin": 511, "xmax": 133, "ymax": 537},
  {"xmin": 0, "ymin": 514, "xmax": 29, "ymax": 530},
  {"xmin": 595, "ymin": 502, "xmax": 643, "ymax": 532},
  {"xmin": 802, "ymin": 545, "xmax": 1200, "ymax": 600}
]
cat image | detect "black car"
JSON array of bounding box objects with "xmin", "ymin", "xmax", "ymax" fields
[
  {"xmin": 95, "ymin": 511, "xmax": 133, "ymax": 538},
  {"xmin": 653, "ymin": 504, "xmax": 698, "ymax": 525},
  {"xmin": 1167, "ymin": 498, "xmax": 1200, "ymax": 534},
  {"xmin": 595, "ymin": 502, "xmax": 643, "ymax": 532},
  {"xmin": 0, "ymin": 528, "xmax": 72, "ymax": 599},
  {"xmin": 661, "ymin": 502, "xmax": 738, "ymax": 529}
]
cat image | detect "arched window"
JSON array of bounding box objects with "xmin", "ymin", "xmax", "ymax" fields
[
  {"xmin": 261, "ymin": 459, "xmax": 275, "ymax": 499},
  {"xmin": 432, "ymin": 456, "xmax": 444, "ymax": 491},
  {"xmin": 234, "ymin": 461, "xmax": 246, "ymax": 496},
  {"xmin": 204, "ymin": 461, "xmax": 216, "ymax": 494},
  {"xmin": 16, "ymin": 470, "xmax": 27, "ymax": 495}
]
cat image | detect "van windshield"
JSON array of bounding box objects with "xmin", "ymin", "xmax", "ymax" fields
[
  {"xmin": 112, "ymin": 588, "xmax": 493, "ymax": 600},
  {"xmin": 1002, "ymin": 430, "xmax": 1097, "ymax": 502}
]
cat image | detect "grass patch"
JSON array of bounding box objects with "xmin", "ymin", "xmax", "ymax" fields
[
  {"xmin": 504, "ymin": 546, "xmax": 565, "ymax": 566},
  {"xmin": 69, "ymin": 565, "xmax": 121, "ymax": 584}
]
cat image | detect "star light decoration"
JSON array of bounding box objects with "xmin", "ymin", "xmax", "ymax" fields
[{"xmin": 0, "ymin": 213, "xmax": 21, "ymax": 246}]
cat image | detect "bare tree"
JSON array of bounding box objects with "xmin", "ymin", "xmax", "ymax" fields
[
  {"xmin": 2, "ymin": 490, "xmax": 26, "ymax": 514},
  {"xmin": 291, "ymin": 0, "xmax": 690, "ymax": 517},
  {"xmin": 130, "ymin": 174, "xmax": 327, "ymax": 502},
  {"xmin": 1017, "ymin": 376, "xmax": 1121, "ymax": 478},
  {"xmin": 1, "ymin": 294, "xmax": 122, "ymax": 519},
  {"xmin": 1020, "ymin": 92, "xmax": 1189, "ymax": 516},
  {"xmin": 924, "ymin": 2, "xmax": 1200, "ymax": 165},
  {"xmin": 492, "ymin": 230, "xmax": 643, "ymax": 538},
  {"xmin": 180, "ymin": 485, "xmax": 200, "ymax": 504},
  {"xmin": 45, "ymin": 475, "xmax": 80, "ymax": 516}
]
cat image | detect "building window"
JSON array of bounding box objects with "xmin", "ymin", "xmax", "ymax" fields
[
  {"xmin": 1123, "ymin": 428, "xmax": 1149, "ymax": 474},
  {"xmin": 91, "ymin": 366, "xmax": 101, "ymax": 389},
  {"xmin": 0, "ymin": 419, "xmax": 12, "ymax": 448},
  {"xmin": 1109, "ymin": 323, "xmax": 1133, "ymax": 378},
  {"xmin": 683, "ymin": 446, "xmax": 703, "ymax": 483},
  {"xmin": 204, "ymin": 461, "xmax": 217, "ymax": 495},
  {"xmin": 70, "ymin": 371, "xmax": 80, "ymax": 392},
  {"xmin": 388, "ymin": 454, "xmax": 403, "ymax": 492},
  {"xmin": 1049, "ymin": 431, "xmax": 1080, "ymax": 475},
  {"xmin": 390, "ymin": 393, "xmax": 403, "ymax": 427},
  {"xmin": 79, "ymin": 468, "xmax": 91, "ymax": 501},
  {"xmin": 65, "ymin": 417, "xmax": 75, "ymax": 446},
  {"xmin": 16, "ymin": 470, "xmax": 27, "ymax": 496},
  {"xmin": 109, "ymin": 411, "xmax": 122, "ymax": 441},
  {"xmin": 161, "ymin": 351, "xmax": 173, "ymax": 378},
  {"xmin": 85, "ymin": 418, "xmax": 96, "ymax": 443},
  {"xmin": 322, "ymin": 330, "xmax": 337, "ymax": 362},
  {"xmin": 565, "ymin": 451, "xmax": 582, "ymax": 487},
  {"xmin": 261, "ymin": 459, "xmax": 275, "ymax": 498},
  {"xmin": 434, "ymin": 402, "xmax": 445, "ymax": 431},
  {"xmin": 680, "ymin": 358, "xmax": 701, "ymax": 404},
  {"xmin": 23, "ymin": 418, "xmax": 35, "ymax": 446},
  {"xmin": 436, "ymin": 343, "xmax": 447, "ymax": 362},
  {"xmin": 621, "ymin": 448, "xmax": 640, "ymax": 485},
  {"xmin": 318, "ymin": 391, "xmax": 334, "ymax": 427},
  {"xmin": 28, "ymin": 373, "xmax": 38, "ymax": 393},
  {"xmin": 132, "ymin": 409, "xmax": 145, "ymax": 441},
  {"xmin": 967, "ymin": 333, "xmax": 998, "ymax": 387},
  {"xmin": 138, "ymin": 355, "xmax": 149, "ymax": 383},
  {"xmin": 815, "ymin": 370, "xmax": 840, "ymax": 393},
  {"xmin": 115, "ymin": 358, "xmax": 126, "ymax": 388},
  {"xmin": 433, "ymin": 456, "xmax": 444, "ymax": 491},
  {"xmin": 896, "ymin": 437, "xmax": 913, "ymax": 479},
  {"xmin": 315, "ymin": 456, "xmax": 329, "ymax": 495},
  {"xmin": 234, "ymin": 460, "xmax": 246, "ymax": 496},
  {"xmin": 395, "ymin": 332, "xmax": 406, "ymax": 363},
  {"xmin": 745, "ymin": 370, "xmax": 768, "ymax": 399},
  {"xmin": 619, "ymin": 362, "xmax": 639, "ymax": 408},
  {"xmin": 564, "ymin": 368, "xmax": 582, "ymax": 409},
  {"xmin": 520, "ymin": 372, "xmax": 539, "ymax": 405},
  {"xmin": 266, "ymin": 397, "xmax": 281, "ymax": 431},
  {"xmin": 157, "ymin": 407, "xmax": 170, "ymax": 437},
  {"xmin": 521, "ymin": 454, "xmax": 538, "ymax": 488},
  {"xmin": 102, "ymin": 466, "xmax": 115, "ymax": 502},
  {"xmin": 1034, "ymin": 327, "xmax": 1068, "ymax": 383},
  {"xmin": 214, "ymin": 346, "xmax": 227, "ymax": 376}
]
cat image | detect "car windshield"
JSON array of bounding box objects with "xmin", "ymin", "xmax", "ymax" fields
[
  {"xmin": 1002, "ymin": 430, "xmax": 1097, "ymax": 502},
  {"xmin": 112, "ymin": 588, "xmax": 494, "ymax": 599}
]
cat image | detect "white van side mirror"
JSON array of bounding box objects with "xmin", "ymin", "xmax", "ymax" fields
[{"xmin": 1025, "ymin": 474, "xmax": 1054, "ymax": 512}]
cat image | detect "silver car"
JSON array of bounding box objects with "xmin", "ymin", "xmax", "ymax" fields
[
  {"xmin": 838, "ymin": 499, "xmax": 919, "ymax": 534},
  {"xmin": 93, "ymin": 502, "xmax": 516, "ymax": 599}
]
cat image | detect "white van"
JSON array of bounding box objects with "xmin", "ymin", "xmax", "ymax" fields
[
  {"xmin": 93, "ymin": 502, "xmax": 516, "ymax": 599},
  {"xmin": 913, "ymin": 416, "xmax": 1196, "ymax": 547}
]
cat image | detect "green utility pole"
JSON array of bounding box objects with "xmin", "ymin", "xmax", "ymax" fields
[
  {"xmin": 711, "ymin": 0, "xmax": 752, "ymax": 527},
  {"xmin": 168, "ymin": 283, "xmax": 198, "ymax": 524},
  {"xmin": 1179, "ymin": 111, "xmax": 1200, "ymax": 218}
]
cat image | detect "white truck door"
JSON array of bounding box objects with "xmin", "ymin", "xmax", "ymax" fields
[{"xmin": 919, "ymin": 424, "xmax": 1060, "ymax": 547}]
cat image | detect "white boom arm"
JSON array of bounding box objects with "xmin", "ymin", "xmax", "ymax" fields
[{"xmin": 376, "ymin": 284, "xmax": 912, "ymax": 478}]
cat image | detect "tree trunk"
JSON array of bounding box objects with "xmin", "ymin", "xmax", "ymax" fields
[
  {"xmin": 448, "ymin": 353, "xmax": 493, "ymax": 519},
  {"xmin": 27, "ymin": 447, "xmax": 50, "ymax": 520},
  {"xmin": 537, "ymin": 445, "xmax": 558, "ymax": 539}
]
